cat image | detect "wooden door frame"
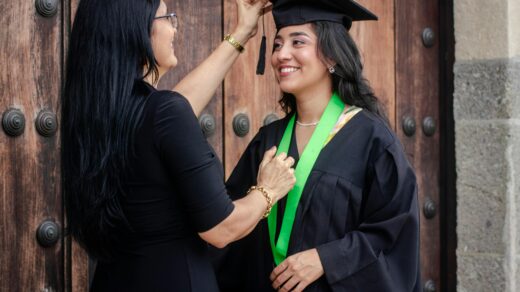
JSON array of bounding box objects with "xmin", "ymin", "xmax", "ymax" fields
[{"xmin": 439, "ymin": 0, "xmax": 456, "ymax": 290}]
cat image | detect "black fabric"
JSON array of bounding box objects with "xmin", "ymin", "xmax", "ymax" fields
[
  {"xmin": 270, "ymin": 0, "xmax": 378, "ymax": 30},
  {"xmin": 91, "ymin": 89, "xmax": 234, "ymax": 292},
  {"xmin": 213, "ymin": 111, "xmax": 421, "ymax": 292}
]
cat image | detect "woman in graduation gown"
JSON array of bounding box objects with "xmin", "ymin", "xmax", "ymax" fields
[{"xmin": 214, "ymin": 0, "xmax": 421, "ymax": 291}]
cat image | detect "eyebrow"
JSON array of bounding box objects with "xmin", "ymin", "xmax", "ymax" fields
[{"xmin": 275, "ymin": 31, "xmax": 311, "ymax": 39}]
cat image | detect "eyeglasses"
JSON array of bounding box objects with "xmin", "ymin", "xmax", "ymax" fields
[{"xmin": 154, "ymin": 12, "xmax": 178, "ymax": 29}]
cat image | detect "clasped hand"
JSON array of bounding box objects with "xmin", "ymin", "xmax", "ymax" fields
[
  {"xmin": 270, "ymin": 249, "xmax": 325, "ymax": 292},
  {"xmin": 257, "ymin": 146, "xmax": 296, "ymax": 202}
]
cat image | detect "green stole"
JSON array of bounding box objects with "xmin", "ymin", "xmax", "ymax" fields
[{"xmin": 268, "ymin": 92, "xmax": 345, "ymax": 265}]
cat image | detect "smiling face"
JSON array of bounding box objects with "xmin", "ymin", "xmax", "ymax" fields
[
  {"xmin": 150, "ymin": 1, "xmax": 178, "ymax": 78},
  {"xmin": 271, "ymin": 23, "xmax": 332, "ymax": 97}
]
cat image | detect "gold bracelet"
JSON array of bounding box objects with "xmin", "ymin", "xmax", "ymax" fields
[
  {"xmin": 224, "ymin": 34, "xmax": 244, "ymax": 53},
  {"xmin": 247, "ymin": 186, "xmax": 273, "ymax": 219}
]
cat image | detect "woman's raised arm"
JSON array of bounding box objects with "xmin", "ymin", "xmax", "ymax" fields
[{"xmin": 174, "ymin": 0, "xmax": 269, "ymax": 116}]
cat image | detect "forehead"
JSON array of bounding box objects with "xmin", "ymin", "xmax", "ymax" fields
[{"xmin": 276, "ymin": 23, "xmax": 316, "ymax": 38}]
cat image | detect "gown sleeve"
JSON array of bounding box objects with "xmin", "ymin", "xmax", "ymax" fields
[
  {"xmin": 152, "ymin": 91, "xmax": 234, "ymax": 232},
  {"xmin": 316, "ymin": 140, "xmax": 420, "ymax": 291}
]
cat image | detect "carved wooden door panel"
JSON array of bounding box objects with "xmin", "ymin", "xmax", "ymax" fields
[
  {"xmin": 0, "ymin": 0, "xmax": 63, "ymax": 291},
  {"xmin": 396, "ymin": 0, "xmax": 441, "ymax": 290}
]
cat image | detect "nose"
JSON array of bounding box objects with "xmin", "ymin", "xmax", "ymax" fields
[{"xmin": 276, "ymin": 45, "xmax": 292, "ymax": 62}]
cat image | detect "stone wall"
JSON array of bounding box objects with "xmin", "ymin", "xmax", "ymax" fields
[{"xmin": 454, "ymin": 0, "xmax": 520, "ymax": 291}]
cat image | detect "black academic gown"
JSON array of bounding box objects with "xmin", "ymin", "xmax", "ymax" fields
[{"xmin": 213, "ymin": 110, "xmax": 421, "ymax": 292}]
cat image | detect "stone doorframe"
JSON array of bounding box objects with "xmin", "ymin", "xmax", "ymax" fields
[{"xmin": 454, "ymin": 0, "xmax": 520, "ymax": 291}]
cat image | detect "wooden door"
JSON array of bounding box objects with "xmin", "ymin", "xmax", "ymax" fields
[
  {"xmin": 0, "ymin": 0, "xmax": 63, "ymax": 291},
  {"xmin": 13, "ymin": 0, "xmax": 443, "ymax": 290},
  {"xmin": 395, "ymin": 0, "xmax": 441, "ymax": 290}
]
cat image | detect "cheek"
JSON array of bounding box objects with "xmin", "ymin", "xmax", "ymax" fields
[
  {"xmin": 296, "ymin": 50, "xmax": 320, "ymax": 67},
  {"xmin": 271, "ymin": 52, "xmax": 279, "ymax": 67},
  {"xmin": 150, "ymin": 27, "xmax": 161, "ymax": 53},
  {"xmin": 151, "ymin": 30, "xmax": 171, "ymax": 55}
]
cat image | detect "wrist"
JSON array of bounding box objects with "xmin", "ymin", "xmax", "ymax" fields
[
  {"xmin": 261, "ymin": 186, "xmax": 278, "ymax": 202},
  {"xmin": 247, "ymin": 185, "xmax": 273, "ymax": 219},
  {"xmin": 230, "ymin": 27, "xmax": 252, "ymax": 45},
  {"xmin": 256, "ymin": 180, "xmax": 278, "ymax": 201},
  {"xmin": 224, "ymin": 34, "xmax": 245, "ymax": 53}
]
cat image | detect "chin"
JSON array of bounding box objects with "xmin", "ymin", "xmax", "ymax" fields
[
  {"xmin": 168, "ymin": 57, "xmax": 178, "ymax": 69},
  {"xmin": 279, "ymin": 82, "xmax": 300, "ymax": 95}
]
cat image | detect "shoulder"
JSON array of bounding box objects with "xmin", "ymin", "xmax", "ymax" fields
[
  {"xmin": 144, "ymin": 90, "xmax": 196, "ymax": 125},
  {"xmin": 346, "ymin": 110, "xmax": 407, "ymax": 165},
  {"xmin": 354, "ymin": 110, "xmax": 397, "ymax": 148},
  {"xmin": 148, "ymin": 90, "xmax": 191, "ymax": 111},
  {"xmin": 145, "ymin": 90, "xmax": 199, "ymax": 141}
]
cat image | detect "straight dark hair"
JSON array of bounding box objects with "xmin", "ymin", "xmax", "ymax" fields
[
  {"xmin": 61, "ymin": 0, "xmax": 160, "ymax": 260},
  {"xmin": 279, "ymin": 21, "xmax": 387, "ymax": 121}
]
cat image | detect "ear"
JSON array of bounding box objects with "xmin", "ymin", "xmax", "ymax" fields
[
  {"xmin": 315, "ymin": 46, "xmax": 334, "ymax": 67},
  {"xmin": 320, "ymin": 55, "xmax": 336, "ymax": 69},
  {"xmin": 324, "ymin": 58, "xmax": 336, "ymax": 69},
  {"xmin": 324, "ymin": 60, "xmax": 336, "ymax": 73}
]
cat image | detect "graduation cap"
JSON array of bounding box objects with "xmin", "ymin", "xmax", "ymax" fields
[{"xmin": 256, "ymin": 0, "xmax": 378, "ymax": 75}]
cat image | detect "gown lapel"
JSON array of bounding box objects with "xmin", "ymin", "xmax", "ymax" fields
[{"xmin": 286, "ymin": 113, "xmax": 361, "ymax": 254}]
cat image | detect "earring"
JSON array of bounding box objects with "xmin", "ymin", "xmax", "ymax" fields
[{"xmin": 328, "ymin": 66, "xmax": 335, "ymax": 74}]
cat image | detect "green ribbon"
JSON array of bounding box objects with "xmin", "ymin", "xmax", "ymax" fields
[{"xmin": 268, "ymin": 92, "xmax": 345, "ymax": 265}]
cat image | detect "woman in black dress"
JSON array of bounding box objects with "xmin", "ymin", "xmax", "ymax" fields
[
  {"xmin": 215, "ymin": 0, "xmax": 421, "ymax": 291},
  {"xmin": 62, "ymin": 0, "xmax": 295, "ymax": 291}
]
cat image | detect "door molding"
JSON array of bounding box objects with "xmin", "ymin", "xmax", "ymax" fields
[{"xmin": 439, "ymin": 0, "xmax": 456, "ymax": 290}]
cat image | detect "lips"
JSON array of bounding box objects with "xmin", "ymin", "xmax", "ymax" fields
[{"xmin": 279, "ymin": 66, "xmax": 300, "ymax": 77}]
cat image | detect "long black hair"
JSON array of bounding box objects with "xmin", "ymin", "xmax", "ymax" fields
[
  {"xmin": 61, "ymin": 0, "xmax": 160, "ymax": 260},
  {"xmin": 279, "ymin": 21, "xmax": 387, "ymax": 121}
]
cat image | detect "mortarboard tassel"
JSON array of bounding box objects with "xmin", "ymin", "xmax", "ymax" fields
[
  {"xmin": 256, "ymin": 35, "xmax": 267, "ymax": 75},
  {"xmin": 256, "ymin": 10, "xmax": 267, "ymax": 75}
]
